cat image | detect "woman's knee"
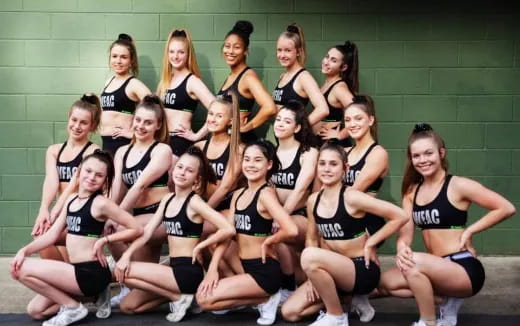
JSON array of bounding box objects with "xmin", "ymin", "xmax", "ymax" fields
[
  {"xmin": 300, "ymin": 247, "xmax": 321, "ymax": 272},
  {"xmin": 195, "ymin": 293, "xmax": 215, "ymax": 311},
  {"xmin": 281, "ymin": 302, "xmax": 303, "ymax": 322}
]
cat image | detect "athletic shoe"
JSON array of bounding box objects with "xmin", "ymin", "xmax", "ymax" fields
[
  {"xmin": 106, "ymin": 255, "xmax": 116, "ymax": 273},
  {"xmin": 110, "ymin": 285, "xmax": 130, "ymax": 308},
  {"xmin": 350, "ymin": 294, "xmax": 375, "ymax": 322},
  {"xmin": 211, "ymin": 305, "xmax": 247, "ymax": 315},
  {"xmin": 256, "ymin": 291, "xmax": 281, "ymax": 325},
  {"xmin": 42, "ymin": 303, "xmax": 88, "ymax": 326},
  {"xmin": 411, "ymin": 321, "xmax": 427, "ymax": 326},
  {"xmin": 438, "ymin": 297, "xmax": 463, "ymax": 326},
  {"xmin": 279, "ymin": 289, "xmax": 293, "ymax": 305},
  {"xmin": 166, "ymin": 294, "xmax": 194, "ymax": 322},
  {"xmin": 309, "ymin": 312, "xmax": 349, "ymax": 326},
  {"xmin": 95, "ymin": 285, "xmax": 111, "ymax": 319},
  {"xmin": 189, "ymin": 300, "xmax": 203, "ymax": 314}
]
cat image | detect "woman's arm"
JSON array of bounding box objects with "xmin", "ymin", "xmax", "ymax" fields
[
  {"xmin": 283, "ymin": 148, "xmax": 318, "ymax": 214},
  {"xmin": 33, "ymin": 145, "xmax": 60, "ymax": 235},
  {"xmin": 300, "ymin": 72, "xmax": 329, "ymax": 125},
  {"xmin": 119, "ymin": 144, "xmax": 172, "ymax": 212},
  {"xmin": 128, "ymin": 78, "xmax": 152, "ymax": 102},
  {"xmin": 350, "ymin": 146, "xmax": 388, "ymax": 192},
  {"xmin": 188, "ymin": 76, "xmax": 216, "ymax": 110},
  {"xmin": 207, "ymin": 146, "xmax": 243, "ymax": 208},
  {"xmin": 305, "ymin": 193, "xmax": 321, "ymax": 248},
  {"xmin": 240, "ymin": 71, "xmax": 277, "ymax": 133}
]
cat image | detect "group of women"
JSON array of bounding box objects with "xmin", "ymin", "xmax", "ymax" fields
[{"xmin": 9, "ymin": 20, "xmax": 516, "ymax": 326}]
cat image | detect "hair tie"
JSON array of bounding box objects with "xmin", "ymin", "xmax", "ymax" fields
[
  {"xmin": 171, "ymin": 29, "xmax": 187, "ymax": 38},
  {"xmin": 143, "ymin": 95, "xmax": 160, "ymax": 105},
  {"xmin": 352, "ymin": 95, "xmax": 368, "ymax": 104},
  {"xmin": 118, "ymin": 33, "xmax": 132, "ymax": 42},
  {"xmin": 286, "ymin": 25, "xmax": 299, "ymax": 34},
  {"xmin": 93, "ymin": 149, "xmax": 111, "ymax": 158},
  {"xmin": 413, "ymin": 123, "xmax": 433, "ymax": 133},
  {"xmin": 81, "ymin": 94, "xmax": 97, "ymax": 105}
]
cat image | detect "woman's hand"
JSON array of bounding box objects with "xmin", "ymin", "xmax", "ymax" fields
[
  {"xmin": 172, "ymin": 125, "xmax": 198, "ymax": 142},
  {"xmin": 197, "ymin": 268, "xmax": 219, "ymax": 298},
  {"xmin": 115, "ymin": 255, "xmax": 131, "ymax": 283},
  {"xmin": 363, "ymin": 242, "xmax": 379, "ymax": 269},
  {"xmin": 10, "ymin": 249, "xmax": 26, "ymax": 279},
  {"xmin": 306, "ymin": 281, "xmax": 320, "ymax": 303},
  {"xmin": 459, "ymin": 229, "xmax": 475, "ymax": 255},
  {"xmin": 192, "ymin": 243, "xmax": 204, "ymax": 265},
  {"xmin": 395, "ymin": 244, "xmax": 414, "ymax": 272},
  {"xmin": 112, "ymin": 127, "xmax": 132, "ymax": 140},
  {"xmin": 92, "ymin": 237, "xmax": 108, "ymax": 267},
  {"xmin": 32, "ymin": 210, "xmax": 50, "ymax": 236},
  {"xmin": 318, "ymin": 123, "xmax": 341, "ymax": 140}
]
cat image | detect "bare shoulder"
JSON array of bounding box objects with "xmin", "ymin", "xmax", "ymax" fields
[
  {"xmin": 152, "ymin": 142, "xmax": 173, "ymax": 156},
  {"xmin": 194, "ymin": 140, "xmax": 206, "ymax": 150}
]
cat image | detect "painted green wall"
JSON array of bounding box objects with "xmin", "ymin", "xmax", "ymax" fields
[{"xmin": 0, "ymin": 0, "xmax": 518, "ymax": 254}]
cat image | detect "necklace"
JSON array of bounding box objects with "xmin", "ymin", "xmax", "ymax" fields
[{"xmin": 77, "ymin": 194, "xmax": 91, "ymax": 200}]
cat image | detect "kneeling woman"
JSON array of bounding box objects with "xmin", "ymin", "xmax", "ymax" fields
[
  {"xmin": 10, "ymin": 150, "xmax": 143, "ymax": 325},
  {"xmin": 115, "ymin": 147, "xmax": 235, "ymax": 322},
  {"xmin": 197, "ymin": 139, "xmax": 298, "ymax": 326},
  {"xmin": 281, "ymin": 143, "xmax": 407, "ymax": 325},
  {"xmin": 378, "ymin": 124, "xmax": 515, "ymax": 326}
]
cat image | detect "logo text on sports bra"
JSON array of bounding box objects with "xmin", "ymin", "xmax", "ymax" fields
[
  {"xmin": 413, "ymin": 209, "xmax": 440, "ymax": 225},
  {"xmin": 58, "ymin": 166, "xmax": 77, "ymax": 181},
  {"xmin": 164, "ymin": 221, "xmax": 183, "ymax": 236},
  {"xmin": 165, "ymin": 92, "xmax": 176, "ymax": 106},
  {"xmin": 273, "ymin": 89, "xmax": 283, "ymax": 102},
  {"xmin": 317, "ymin": 223, "xmax": 345, "ymax": 239},
  {"xmin": 235, "ymin": 214, "xmax": 251, "ymax": 231},
  {"xmin": 122, "ymin": 170, "xmax": 142, "ymax": 186},
  {"xmin": 272, "ymin": 172, "xmax": 295, "ymax": 187},
  {"xmin": 345, "ymin": 170, "xmax": 361, "ymax": 185},
  {"xmin": 101, "ymin": 95, "xmax": 114, "ymax": 108},
  {"xmin": 67, "ymin": 215, "xmax": 82, "ymax": 232},
  {"xmin": 211, "ymin": 162, "xmax": 225, "ymax": 178}
]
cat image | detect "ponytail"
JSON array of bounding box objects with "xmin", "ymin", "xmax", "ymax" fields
[
  {"xmin": 280, "ymin": 24, "xmax": 306, "ymax": 66},
  {"xmin": 109, "ymin": 33, "xmax": 139, "ymax": 76},
  {"xmin": 334, "ymin": 41, "xmax": 359, "ymax": 93}
]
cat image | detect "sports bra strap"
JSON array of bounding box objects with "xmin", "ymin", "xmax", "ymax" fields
[
  {"xmin": 57, "ymin": 142, "xmax": 68, "ymax": 160},
  {"xmin": 324, "ymin": 79, "xmax": 344, "ymax": 95}
]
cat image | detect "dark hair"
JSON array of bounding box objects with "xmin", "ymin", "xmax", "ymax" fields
[
  {"xmin": 334, "ymin": 41, "xmax": 359, "ymax": 93},
  {"xmin": 109, "ymin": 33, "xmax": 139, "ymax": 76},
  {"xmin": 401, "ymin": 123, "xmax": 449, "ymax": 196},
  {"xmin": 134, "ymin": 95, "xmax": 169, "ymax": 144},
  {"xmin": 70, "ymin": 93, "xmax": 102, "ymax": 132},
  {"xmin": 319, "ymin": 141, "xmax": 348, "ymax": 169},
  {"xmin": 279, "ymin": 23, "xmax": 306, "ymax": 65},
  {"xmin": 344, "ymin": 94, "xmax": 378, "ymax": 142},
  {"xmin": 243, "ymin": 139, "xmax": 280, "ymax": 181},
  {"xmin": 278, "ymin": 100, "xmax": 317, "ymax": 151},
  {"xmin": 226, "ymin": 20, "xmax": 254, "ymax": 48},
  {"xmin": 82, "ymin": 149, "xmax": 115, "ymax": 197},
  {"xmin": 181, "ymin": 146, "xmax": 217, "ymax": 199}
]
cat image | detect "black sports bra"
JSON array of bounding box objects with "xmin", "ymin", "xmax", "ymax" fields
[
  {"xmin": 163, "ymin": 192, "xmax": 202, "ymax": 238},
  {"xmin": 234, "ymin": 184, "xmax": 272, "ymax": 237},
  {"xmin": 217, "ymin": 67, "xmax": 255, "ymax": 113},
  {"xmin": 273, "ymin": 68, "xmax": 309, "ymax": 107},
  {"xmin": 345, "ymin": 143, "xmax": 383, "ymax": 193},
  {"xmin": 202, "ymin": 138, "xmax": 230, "ymax": 181},
  {"xmin": 322, "ymin": 80, "xmax": 345, "ymax": 122},
  {"xmin": 313, "ymin": 186, "xmax": 367, "ymax": 240},
  {"xmin": 121, "ymin": 142, "xmax": 169, "ymax": 188},
  {"xmin": 100, "ymin": 76, "xmax": 137, "ymax": 114},
  {"xmin": 56, "ymin": 141, "xmax": 93, "ymax": 182},
  {"xmin": 66, "ymin": 194, "xmax": 105, "ymax": 238},
  {"xmin": 271, "ymin": 145, "xmax": 303, "ymax": 190},
  {"xmin": 163, "ymin": 74, "xmax": 198, "ymax": 113}
]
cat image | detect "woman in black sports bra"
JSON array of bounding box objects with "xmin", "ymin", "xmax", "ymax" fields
[
  {"xmin": 218, "ymin": 21, "xmax": 277, "ymax": 143},
  {"xmin": 114, "ymin": 147, "xmax": 234, "ymax": 322},
  {"xmin": 100, "ymin": 34, "xmax": 151, "ymax": 157},
  {"xmin": 280, "ymin": 143, "xmax": 406, "ymax": 325},
  {"xmin": 31, "ymin": 94, "xmax": 101, "ymax": 263},
  {"xmin": 317, "ymin": 41, "xmax": 359, "ymax": 145},
  {"xmin": 11, "ymin": 150, "xmax": 143, "ymax": 324},
  {"xmin": 273, "ymin": 24, "xmax": 328, "ymax": 126},
  {"xmin": 156, "ymin": 29, "xmax": 215, "ymax": 162},
  {"xmin": 197, "ymin": 139, "xmax": 298, "ymax": 326},
  {"xmin": 378, "ymin": 124, "xmax": 515, "ymax": 326}
]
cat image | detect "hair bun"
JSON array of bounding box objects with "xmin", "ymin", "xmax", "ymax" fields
[
  {"xmin": 413, "ymin": 123, "xmax": 433, "ymax": 134},
  {"xmin": 142, "ymin": 94, "xmax": 161, "ymax": 105},
  {"xmin": 233, "ymin": 20, "xmax": 254, "ymax": 36},
  {"xmin": 81, "ymin": 93, "xmax": 98, "ymax": 105},
  {"xmin": 118, "ymin": 33, "xmax": 133, "ymax": 42},
  {"xmin": 286, "ymin": 24, "xmax": 299, "ymax": 34}
]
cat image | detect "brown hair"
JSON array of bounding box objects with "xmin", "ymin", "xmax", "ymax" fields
[
  {"xmin": 70, "ymin": 93, "xmax": 102, "ymax": 132},
  {"xmin": 319, "ymin": 141, "xmax": 348, "ymax": 171},
  {"xmin": 401, "ymin": 123, "xmax": 449, "ymax": 196},
  {"xmin": 182, "ymin": 146, "xmax": 217, "ymax": 199},
  {"xmin": 133, "ymin": 95, "xmax": 169, "ymax": 144},
  {"xmin": 279, "ymin": 23, "xmax": 306, "ymax": 66},
  {"xmin": 157, "ymin": 29, "xmax": 201, "ymax": 99},
  {"xmin": 334, "ymin": 41, "xmax": 359, "ymax": 93},
  {"xmin": 81, "ymin": 149, "xmax": 115, "ymax": 197},
  {"xmin": 344, "ymin": 94, "xmax": 378, "ymax": 142},
  {"xmin": 109, "ymin": 33, "xmax": 139, "ymax": 76}
]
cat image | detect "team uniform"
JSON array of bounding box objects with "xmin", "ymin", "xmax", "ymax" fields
[
  {"xmin": 322, "ymin": 80, "xmax": 352, "ymax": 147},
  {"xmin": 121, "ymin": 141, "xmax": 169, "ymax": 215},
  {"xmin": 412, "ymin": 175, "xmax": 485, "ymax": 295},
  {"xmin": 163, "ymin": 73, "xmax": 199, "ymax": 157},
  {"xmin": 313, "ymin": 186, "xmax": 380, "ymax": 295},
  {"xmin": 100, "ymin": 76, "xmax": 137, "ymax": 156},
  {"xmin": 272, "ymin": 68, "xmax": 309, "ymax": 107},
  {"xmin": 66, "ymin": 194, "xmax": 111, "ymax": 297},
  {"xmin": 202, "ymin": 138, "xmax": 234, "ymax": 211},
  {"xmin": 162, "ymin": 192, "xmax": 204, "ymax": 294},
  {"xmin": 56, "ymin": 141, "xmax": 93, "ymax": 183},
  {"xmin": 234, "ymin": 184, "xmax": 281, "ymax": 294},
  {"xmin": 217, "ymin": 67, "xmax": 257, "ymax": 143}
]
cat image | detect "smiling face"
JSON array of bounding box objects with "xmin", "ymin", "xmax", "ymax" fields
[
  {"xmin": 410, "ymin": 137, "xmax": 445, "ymax": 179},
  {"xmin": 317, "ymin": 149, "xmax": 347, "ymax": 186},
  {"xmin": 168, "ymin": 38, "xmax": 188, "ymax": 70},
  {"xmin": 132, "ymin": 107, "xmax": 161, "ymax": 142},
  {"xmin": 276, "ymin": 36, "xmax": 298, "ymax": 68},
  {"xmin": 344, "ymin": 105, "xmax": 374, "ymax": 141},
  {"xmin": 242, "ymin": 145, "xmax": 272, "ymax": 183},
  {"xmin": 110, "ymin": 44, "xmax": 132, "ymax": 75},
  {"xmin": 206, "ymin": 101, "xmax": 231, "ymax": 133},
  {"xmin": 67, "ymin": 108, "xmax": 94, "ymax": 141},
  {"xmin": 321, "ymin": 47, "xmax": 346, "ymax": 76},
  {"xmin": 173, "ymin": 154, "xmax": 200, "ymax": 189},
  {"xmin": 222, "ymin": 34, "xmax": 247, "ymax": 67},
  {"xmin": 79, "ymin": 157, "xmax": 107, "ymax": 194},
  {"xmin": 274, "ymin": 108, "xmax": 300, "ymax": 140}
]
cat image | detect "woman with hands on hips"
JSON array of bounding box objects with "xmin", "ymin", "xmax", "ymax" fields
[{"xmin": 10, "ymin": 150, "xmax": 143, "ymax": 325}]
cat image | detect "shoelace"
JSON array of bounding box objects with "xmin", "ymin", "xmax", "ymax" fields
[{"xmin": 316, "ymin": 310, "xmax": 326, "ymax": 321}]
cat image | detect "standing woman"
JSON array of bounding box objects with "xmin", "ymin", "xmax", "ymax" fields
[
  {"xmin": 273, "ymin": 24, "xmax": 328, "ymax": 126},
  {"xmin": 100, "ymin": 34, "xmax": 151, "ymax": 157},
  {"xmin": 280, "ymin": 143, "xmax": 407, "ymax": 325},
  {"xmin": 10, "ymin": 150, "xmax": 143, "ymax": 324},
  {"xmin": 197, "ymin": 139, "xmax": 298, "ymax": 326},
  {"xmin": 109, "ymin": 95, "xmax": 172, "ymax": 306},
  {"xmin": 31, "ymin": 94, "xmax": 101, "ymax": 262},
  {"xmin": 157, "ymin": 29, "xmax": 215, "ymax": 163},
  {"xmin": 218, "ymin": 20, "xmax": 277, "ymax": 143},
  {"xmin": 317, "ymin": 41, "xmax": 359, "ymax": 145},
  {"xmin": 115, "ymin": 147, "xmax": 235, "ymax": 322},
  {"xmin": 378, "ymin": 124, "xmax": 515, "ymax": 326}
]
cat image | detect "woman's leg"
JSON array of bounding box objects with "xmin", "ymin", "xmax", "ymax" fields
[
  {"xmin": 281, "ymin": 280, "xmax": 324, "ymax": 322},
  {"xmin": 120, "ymin": 289, "xmax": 167, "ymax": 314},
  {"xmin": 378, "ymin": 266, "xmax": 414, "ymax": 298},
  {"xmin": 26, "ymin": 294, "xmax": 59, "ymax": 320},
  {"xmin": 122, "ymin": 261, "xmax": 182, "ymax": 302}
]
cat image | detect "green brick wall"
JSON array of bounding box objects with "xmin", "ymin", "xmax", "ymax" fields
[{"xmin": 0, "ymin": 0, "xmax": 519, "ymax": 254}]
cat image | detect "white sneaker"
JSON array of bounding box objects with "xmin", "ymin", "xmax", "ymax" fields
[
  {"xmin": 350, "ymin": 294, "xmax": 375, "ymax": 322},
  {"xmin": 95, "ymin": 285, "xmax": 111, "ymax": 319},
  {"xmin": 309, "ymin": 312, "xmax": 349, "ymax": 326},
  {"xmin": 412, "ymin": 321, "xmax": 427, "ymax": 326},
  {"xmin": 166, "ymin": 294, "xmax": 194, "ymax": 322},
  {"xmin": 438, "ymin": 297, "xmax": 463, "ymax": 326},
  {"xmin": 106, "ymin": 255, "xmax": 116, "ymax": 273},
  {"xmin": 42, "ymin": 303, "xmax": 88, "ymax": 326},
  {"xmin": 256, "ymin": 291, "xmax": 282, "ymax": 325},
  {"xmin": 279, "ymin": 289, "xmax": 293, "ymax": 306},
  {"xmin": 110, "ymin": 285, "xmax": 130, "ymax": 308}
]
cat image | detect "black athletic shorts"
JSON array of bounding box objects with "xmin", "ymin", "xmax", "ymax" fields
[
  {"xmin": 443, "ymin": 250, "xmax": 485, "ymax": 296},
  {"xmin": 169, "ymin": 135, "xmax": 193, "ymax": 157},
  {"xmin": 241, "ymin": 257, "xmax": 281, "ymax": 295},
  {"xmin": 133, "ymin": 202, "xmax": 160, "ymax": 216},
  {"xmin": 101, "ymin": 136, "xmax": 131, "ymax": 158},
  {"xmin": 337, "ymin": 257, "xmax": 380, "ymax": 296},
  {"xmin": 170, "ymin": 257, "xmax": 204, "ymax": 294},
  {"xmin": 73, "ymin": 260, "xmax": 111, "ymax": 297}
]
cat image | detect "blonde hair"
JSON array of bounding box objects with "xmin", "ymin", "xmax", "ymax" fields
[
  {"xmin": 133, "ymin": 95, "xmax": 169, "ymax": 144},
  {"xmin": 279, "ymin": 24, "xmax": 306, "ymax": 66},
  {"xmin": 70, "ymin": 93, "xmax": 102, "ymax": 132}
]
